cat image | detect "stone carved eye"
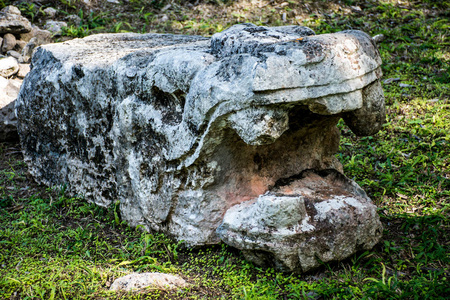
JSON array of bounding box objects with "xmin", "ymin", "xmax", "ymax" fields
[{"xmin": 151, "ymin": 86, "xmax": 186, "ymax": 125}]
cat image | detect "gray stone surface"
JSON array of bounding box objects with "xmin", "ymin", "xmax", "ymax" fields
[
  {"xmin": 17, "ymin": 24, "xmax": 385, "ymax": 271},
  {"xmin": 110, "ymin": 273, "xmax": 187, "ymax": 291}
]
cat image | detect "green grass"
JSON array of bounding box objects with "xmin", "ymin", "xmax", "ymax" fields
[{"xmin": 1, "ymin": 0, "xmax": 449, "ymax": 299}]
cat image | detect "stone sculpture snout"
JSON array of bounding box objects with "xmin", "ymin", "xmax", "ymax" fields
[{"xmin": 16, "ymin": 23, "xmax": 385, "ymax": 273}]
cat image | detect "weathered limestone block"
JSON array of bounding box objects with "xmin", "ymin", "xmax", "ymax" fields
[{"xmin": 17, "ymin": 23, "xmax": 385, "ymax": 272}]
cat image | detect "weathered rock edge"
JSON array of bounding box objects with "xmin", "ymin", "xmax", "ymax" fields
[{"xmin": 17, "ymin": 23, "xmax": 384, "ymax": 272}]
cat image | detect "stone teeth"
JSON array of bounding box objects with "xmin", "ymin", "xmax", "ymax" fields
[{"xmin": 217, "ymin": 169, "xmax": 383, "ymax": 273}]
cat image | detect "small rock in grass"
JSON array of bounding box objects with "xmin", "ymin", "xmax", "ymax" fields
[
  {"xmin": 399, "ymin": 83, "xmax": 414, "ymax": 88},
  {"xmin": 159, "ymin": 14, "xmax": 169, "ymax": 22},
  {"xmin": 66, "ymin": 14, "xmax": 82, "ymax": 26},
  {"xmin": 161, "ymin": 4, "xmax": 172, "ymax": 11},
  {"xmin": 43, "ymin": 7, "xmax": 57, "ymax": 19},
  {"xmin": 372, "ymin": 34, "xmax": 385, "ymax": 44},
  {"xmin": 383, "ymin": 77, "xmax": 401, "ymax": 84},
  {"xmin": 110, "ymin": 272, "xmax": 187, "ymax": 291},
  {"xmin": 306, "ymin": 291, "xmax": 320, "ymax": 300},
  {"xmin": 44, "ymin": 20, "xmax": 68, "ymax": 35}
]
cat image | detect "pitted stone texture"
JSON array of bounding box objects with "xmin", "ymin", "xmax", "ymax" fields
[
  {"xmin": 211, "ymin": 23, "xmax": 315, "ymax": 57},
  {"xmin": 17, "ymin": 24, "xmax": 384, "ymax": 266},
  {"xmin": 110, "ymin": 273, "xmax": 187, "ymax": 291},
  {"xmin": 217, "ymin": 170, "xmax": 383, "ymax": 273}
]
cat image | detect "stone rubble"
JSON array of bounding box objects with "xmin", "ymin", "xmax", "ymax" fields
[
  {"xmin": 0, "ymin": 76, "xmax": 20, "ymax": 141},
  {"xmin": 17, "ymin": 23, "xmax": 385, "ymax": 272},
  {"xmin": 20, "ymin": 25, "xmax": 53, "ymax": 44},
  {"xmin": 0, "ymin": 5, "xmax": 54, "ymax": 142}
]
